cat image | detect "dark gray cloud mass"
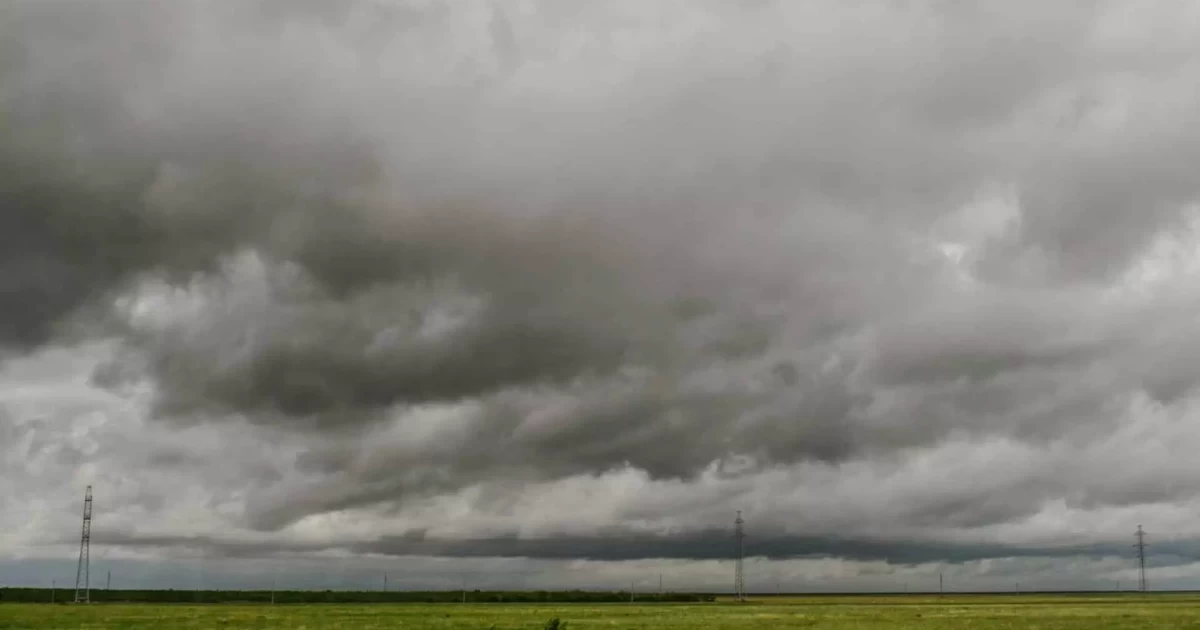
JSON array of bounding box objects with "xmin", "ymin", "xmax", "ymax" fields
[
  {"xmin": 87, "ymin": 527, "xmax": 1188, "ymax": 567},
  {"xmin": 4, "ymin": 0, "xmax": 1200, "ymax": 590}
]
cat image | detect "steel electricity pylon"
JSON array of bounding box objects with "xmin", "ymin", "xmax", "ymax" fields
[
  {"xmin": 734, "ymin": 511, "xmax": 746, "ymax": 602},
  {"xmin": 1134, "ymin": 525, "xmax": 1148, "ymax": 593},
  {"xmin": 74, "ymin": 486, "xmax": 93, "ymax": 603}
]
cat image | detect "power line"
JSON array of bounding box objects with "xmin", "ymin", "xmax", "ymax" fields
[
  {"xmin": 74, "ymin": 485, "xmax": 92, "ymax": 604},
  {"xmin": 734, "ymin": 511, "xmax": 746, "ymax": 602},
  {"xmin": 1134, "ymin": 525, "xmax": 1148, "ymax": 593}
]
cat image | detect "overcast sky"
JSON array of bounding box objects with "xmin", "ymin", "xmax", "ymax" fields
[{"xmin": 5, "ymin": 0, "xmax": 1200, "ymax": 593}]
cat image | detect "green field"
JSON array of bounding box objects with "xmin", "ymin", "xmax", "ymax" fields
[{"xmin": 3, "ymin": 594, "xmax": 1200, "ymax": 629}]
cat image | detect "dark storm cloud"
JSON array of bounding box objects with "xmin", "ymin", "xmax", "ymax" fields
[
  {"xmin": 6, "ymin": 0, "xmax": 1200, "ymax": 568},
  {"xmin": 353, "ymin": 531, "xmax": 1073, "ymax": 564},
  {"xmin": 234, "ymin": 363, "xmax": 879, "ymax": 532},
  {"xmin": 1, "ymin": 0, "xmax": 912, "ymax": 477},
  {"xmin": 88, "ymin": 526, "xmax": 1200, "ymax": 570},
  {"xmin": 0, "ymin": 0, "xmax": 384, "ymax": 349},
  {"xmin": 1, "ymin": 0, "xmax": 713, "ymax": 408}
]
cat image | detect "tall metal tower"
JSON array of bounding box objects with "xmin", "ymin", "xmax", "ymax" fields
[
  {"xmin": 734, "ymin": 511, "xmax": 746, "ymax": 602},
  {"xmin": 1134, "ymin": 525, "xmax": 1148, "ymax": 593},
  {"xmin": 74, "ymin": 485, "xmax": 93, "ymax": 604}
]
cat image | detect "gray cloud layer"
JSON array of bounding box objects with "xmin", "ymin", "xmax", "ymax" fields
[
  {"xmin": 5, "ymin": 0, "xmax": 1200, "ymax": 589},
  {"xmin": 92, "ymin": 527, "xmax": 1200, "ymax": 567}
]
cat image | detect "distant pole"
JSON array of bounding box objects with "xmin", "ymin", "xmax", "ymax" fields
[
  {"xmin": 734, "ymin": 511, "xmax": 746, "ymax": 602},
  {"xmin": 271, "ymin": 579, "xmax": 275, "ymax": 605},
  {"xmin": 939, "ymin": 573, "xmax": 943, "ymax": 597},
  {"xmin": 903, "ymin": 582, "xmax": 907, "ymax": 595},
  {"xmin": 107, "ymin": 570, "xmax": 111, "ymax": 591},
  {"xmin": 462, "ymin": 576, "xmax": 467, "ymax": 604},
  {"xmin": 1015, "ymin": 582, "xmax": 1019, "ymax": 594},
  {"xmin": 659, "ymin": 573, "xmax": 663, "ymax": 596},
  {"xmin": 1134, "ymin": 525, "xmax": 1148, "ymax": 593},
  {"xmin": 630, "ymin": 580, "xmax": 635, "ymax": 603},
  {"xmin": 383, "ymin": 572, "xmax": 387, "ymax": 592},
  {"xmin": 51, "ymin": 580, "xmax": 55, "ymax": 604}
]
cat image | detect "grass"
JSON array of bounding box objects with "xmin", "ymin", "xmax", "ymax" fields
[{"xmin": 2, "ymin": 594, "xmax": 1199, "ymax": 629}]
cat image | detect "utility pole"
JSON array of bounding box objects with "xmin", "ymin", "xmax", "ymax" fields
[
  {"xmin": 1134, "ymin": 525, "xmax": 1148, "ymax": 593},
  {"xmin": 106, "ymin": 570, "xmax": 111, "ymax": 592},
  {"xmin": 271, "ymin": 579, "xmax": 276, "ymax": 605},
  {"xmin": 383, "ymin": 572, "xmax": 387, "ymax": 592},
  {"xmin": 51, "ymin": 580, "xmax": 55, "ymax": 604},
  {"xmin": 659, "ymin": 573, "xmax": 663, "ymax": 596},
  {"xmin": 734, "ymin": 511, "xmax": 746, "ymax": 602},
  {"xmin": 630, "ymin": 580, "xmax": 635, "ymax": 603},
  {"xmin": 74, "ymin": 486, "xmax": 93, "ymax": 604},
  {"xmin": 939, "ymin": 573, "xmax": 943, "ymax": 597},
  {"xmin": 462, "ymin": 576, "xmax": 467, "ymax": 604}
]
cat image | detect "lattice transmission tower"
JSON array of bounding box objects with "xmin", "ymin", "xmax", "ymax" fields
[
  {"xmin": 734, "ymin": 511, "xmax": 746, "ymax": 602},
  {"xmin": 1134, "ymin": 525, "xmax": 1148, "ymax": 593},
  {"xmin": 74, "ymin": 485, "xmax": 93, "ymax": 603}
]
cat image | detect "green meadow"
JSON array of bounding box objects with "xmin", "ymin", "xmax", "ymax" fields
[{"xmin": 3, "ymin": 594, "xmax": 1199, "ymax": 629}]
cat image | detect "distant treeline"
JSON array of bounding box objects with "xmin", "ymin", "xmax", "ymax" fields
[{"xmin": 0, "ymin": 588, "xmax": 715, "ymax": 604}]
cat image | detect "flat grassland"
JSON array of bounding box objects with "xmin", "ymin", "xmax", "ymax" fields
[{"xmin": 2, "ymin": 594, "xmax": 1198, "ymax": 629}]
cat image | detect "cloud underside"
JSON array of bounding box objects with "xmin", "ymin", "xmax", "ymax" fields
[
  {"xmin": 96, "ymin": 529, "xmax": 1187, "ymax": 567},
  {"xmin": 4, "ymin": 0, "xmax": 1200, "ymax": 582}
]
